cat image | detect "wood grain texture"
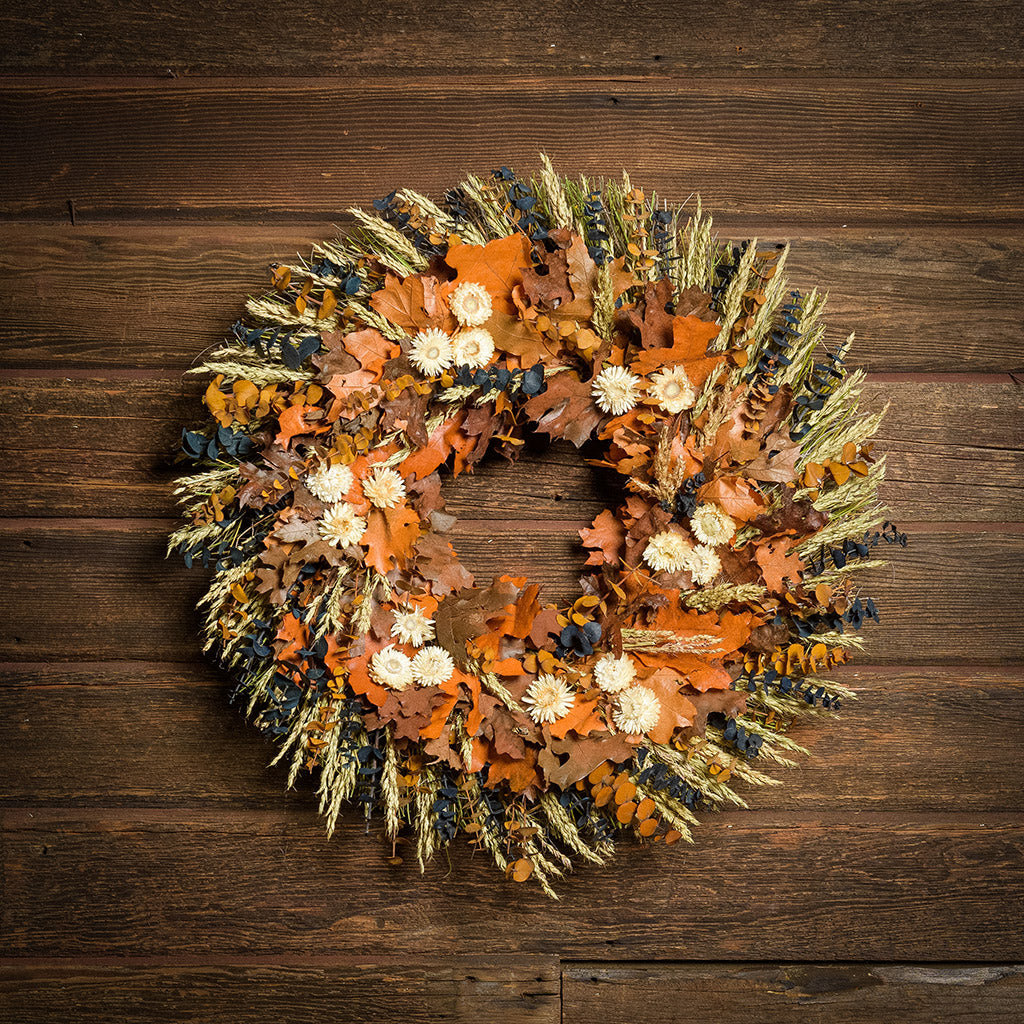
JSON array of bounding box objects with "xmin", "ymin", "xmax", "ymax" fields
[
  {"xmin": 0, "ymin": 958, "xmax": 560, "ymax": 1024},
  {"xmin": 3, "ymin": 224, "xmax": 1021, "ymax": 373},
  {"xmin": 3, "ymin": 80, "xmax": 1023, "ymax": 224},
  {"xmin": 562, "ymin": 962, "xmax": 1024, "ymax": 1023},
  {"xmin": 0, "ymin": 522, "xmax": 1018, "ymax": 664},
  {"xmin": 2, "ymin": 664, "xmax": 1021, "ymax": 813},
  {"xmin": 3, "ymin": 378, "xmax": 1022, "ymax": 520},
  {"xmin": 2, "ymin": 807, "xmax": 1021, "ymax": 960},
  {"xmin": 3, "ymin": 1, "xmax": 1022, "ymax": 77},
  {"xmin": 2, "ymin": 3, "xmax": 1022, "ymax": 1011}
]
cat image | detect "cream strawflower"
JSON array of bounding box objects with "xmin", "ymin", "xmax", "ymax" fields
[
  {"xmin": 688, "ymin": 543, "xmax": 723, "ymax": 586},
  {"xmin": 449, "ymin": 281, "xmax": 493, "ymax": 327},
  {"xmin": 613, "ymin": 685, "xmax": 662, "ymax": 735},
  {"xmin": 318, "ymin": 503, "xmax": 367, "ymax": 548},
  {"xmin": 362, "ymin": 466, "xmax": 407, "ymax": 509},
  {"xmin": 451, "ymin": 327, "xmax": 495, "ymax": 368},
  {"xmin": 643, "ymin": 530, "xmax": 693, "ymax": 574},
  {"xmin": 593, "ymin": 653, "xmax": 636, "ymax": 694},
  {"xmin": 390, "ymin": 605, "xmax": 435, "ymax": 647},
  {"xmin": 690, "ymin": 502, "xmax": 737, "ymax": 547},
  {"xmin": 648, "ymin": 365, "xmax": 696, "ymax": 414},
  {"xmin": 411, "ymin": 646, "xmax": 455, "ymax": 686},
  {"xmin": 523, "ymin": 673, "xmax": 576, "ymax": 725},
  {"xmin": 369, "ymin": 645, "xmax": 414, "ymax": 691},
  {"xmin": 306, "ymin": 461, "xmax": 354, "ymax": 503},
  {"xmin": 592, "ymin": 364, "xmax": 641, "ymax": 416},
  {"xmin": 409, "ymin": 328, "xmax": 454, "ymax": 376}
]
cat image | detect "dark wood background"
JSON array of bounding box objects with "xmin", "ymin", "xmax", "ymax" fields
[{"xmin": 2, "ymin": 3, "xmax": 1023, "ymax": 1021}]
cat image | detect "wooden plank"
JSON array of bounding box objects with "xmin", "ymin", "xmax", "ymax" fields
[
  {"xmin": 0, "ymin": 522, "xmax": 1018, "ymax": 664},
  {"xmin": 2, "ymin": 378, "xmax": 1021, "ymax": 521},
  {"xmin": 3, "ymin": 1, "xmax": 1022, "ymax": 77},
  {"xmin": 2, "ymin": 80, "xmax": 1023, "ymax": 225},
  {"xmin": 562, "ymin": 962, "xmax": 1024, "ymax": 1024},
  {"xmin": 0, "ymin": 957, "xmax": 560, "ymax": 1024},
  {"xmin": 2, "ymin": 224, "xmax": 1021, "ymax": 373},
  {"xmin": 2, "ymin": 664, "xmax": 1020, "ymax": 813},
  {"xmin": 2, "ymin": 807, "xmax": 1021, "ymax": 959}
]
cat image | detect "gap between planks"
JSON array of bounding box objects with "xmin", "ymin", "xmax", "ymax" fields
[
  {"xmin": 6, "ymin": 660, "xmax": 1016, "ymax": 681},
  {"xmin": 3, "ymin": 368, "xmax": 1017, "ymax": 384},
  {"xmin": 3, "ymin": 807, "xmax": 1020, "ymax": 828},
  {"xmin": 0, "ymin": 516, "xmax": 1021, "ymax": 534},
  {"xmin": 6, "ymin": 73, "xmax": 1024, "ymax": 91}
]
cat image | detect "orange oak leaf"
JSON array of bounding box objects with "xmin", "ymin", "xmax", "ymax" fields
[
  {"xmin": 399, "ymin": 411, "xmax": 468, "ymax": 482},
  {"xmin": 486, "ymin": 746, "xmax": 541, "ymax": 794},
  {"xmin": 647, "ymin": 605, "xmax": 757, "ymax": 660},
  {"xmin": 755, "ymin": 537, "xmax": 805, "ymax": 593},
  {"xmin": 638, "ymin": 669, "xmax": 699, "ymax": 744},
  {"xmin": 342, "ymin": 327, "xmax": 400, "ymax": 380},
  {"xmin": 579, "ymin": 508, "xmax": 626, "ymax": 566},
  {"xmin": 630, "ymin": 315, "xmax": 724, "ymax": 388},
  {"xmin": 509, "ymin": 583, "xmax": 541, "ymax": 639},
  {"xmin": 485, "ymin": 580, "xmax": 541, "ymax": 640},
  {"xmin": 444, "ymin": 233, "xmax": 533, "ymax": 314},
  {"xmin": 368, "ymin": 272, "xmax": 429, "ymax": 331},
  {"xmin": 274, "ymin": 612, "xmax": 308, "ymax": 665},
  {"xmin": 361, "ymin": 505, "xmax": 421, "ymax": 574},
  {"xmin": 697, "ymin": 476, "xmax": 766, "ymax": 523},
  {"xmin": 484, "ymin": 307, "xmax": 558, "ymax": 364},
  {"xmin": 324, "ymin": 368, "xmax": 378, "ymax": 420},
  {"xmin": 548, "ymin": 696, "xmax": 605, "ymax": 740},
  {"xmin": 275, "ymin": 403, "xmax": 322, "ymax": 445},
  {"xmin": 634, "ymin": 652, "xmax": 733, "ymax": 693},
  {"xmin": 344, "ymin": 633, "xmax": 393, "ymax": 709}
]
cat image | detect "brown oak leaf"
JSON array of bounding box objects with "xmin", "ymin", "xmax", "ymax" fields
[
  {"xmin": 521, "ymin": 370, "xmax": 604, "ymax": 447},
  {"xmin": 342, "ymin": 327, "xmax": 400, "ymax": 380},
  {"xmin": 433, "ymin": 579, "xmax": 520, "ymax": 659},
  {"xmin": 536, "ymin": 731, "xmax": 636, "ymax": 789},
  {"xmin": 579, "ymin": 508, "xmax": 626, "ymax": 566},
  {"xmin": 414, "ymin": 531, "xmax": 475, "ymax": 596},
  {"xmin": 630, "ymin": 314, "xmax": 723, "ymax": 388}
]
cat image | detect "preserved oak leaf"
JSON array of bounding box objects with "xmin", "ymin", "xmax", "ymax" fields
[
  {"xmin": 742, "ymin": 432, "xmax": 801, "ymax": 483},
  {"xmin": 626, "ymin": 278, "xmax": 675, "ymax": 350},
  {"xmin": 361, "ymin": 505, "xmax": 421, "ymax": 575},
  {"xmin": 630, "ymin": 314, "xmax": 724, "ymax": 388},
  {"xmin": 755, "ymin": 537, "xmax": 806, "ymax": 594},
  {"xmin": 399, "ymin": 410, "xmax": 469, "ymax": 481},
  {"xmin": 414, "ymin": 532, "xmax": 475, "ymax": 596},
  {"xmin": 522, "ymin": 370, "xmax": 605, "ymax": 447},
  {"xmin": 521, "ymin": 246, "xmax": 573, "ymax": 309},
  {"xmin": 444, "ymin": 233, "xmax": 533, "ymax": 314},
  {"xmin": 547, "ymin": 696, "xmax": 605, "ymax": 740},
  {"xmin": 636, "ymin": 668, "xmax": 699, "ymax": 743},
  {"xmin": 697, "ymin": 475, "xmax": 766, "ymax": 522},
  {"xmin": 433, "ymin": 579, "xmax": 521, "ymax": 660},
  {"xmin": 342, "ymin": 327, "xmax": 401, "ymax": 380},
  {"xmin": 579, "ymin": 508, "xmax": 627, "ymax": 566},
  {"xmin": 275, "ymin": 403, "xmax": 322, "ymax": 445},
  {"xmin": 484, "ymin": 307, "xmax": 558, "ymax": 365},
  {"xmin": 368, "ymin": 271, "xmax": 430, "ymax": 331},
  {"xmin": 536, "ymin": 731, "xmax": 636, "ymax": 789}
]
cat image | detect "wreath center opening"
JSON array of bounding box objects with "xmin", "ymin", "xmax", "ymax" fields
[{"xmin": 439, "ymin": 435, "xmax": 620, "ymax": 601}]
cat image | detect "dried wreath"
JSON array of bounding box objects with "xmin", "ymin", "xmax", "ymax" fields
[{"xmin": 171, "ymin": 158, "xmax": 904, "ymax": 895}]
